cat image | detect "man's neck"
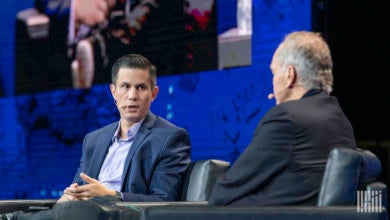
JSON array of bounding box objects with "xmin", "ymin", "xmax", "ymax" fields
[
  {"xmin": 119, "ymin": 118, "xmax": 145, "ymax": 139},
  {"xmin": 280, "ymin": 87, "xmax": 308, "ymax": 104},
  {"xmin": 120, "ymin": 120, "xmax": 135, "ymax": 139}
]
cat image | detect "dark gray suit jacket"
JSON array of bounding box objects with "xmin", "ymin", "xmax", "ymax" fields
[
  {"xmin": 208, "ymin": 90, "xmax": 356, "ymax": 206},
  {"xmin": 73, "ymin": 111, "xmax": 191, "ymax": 202}
]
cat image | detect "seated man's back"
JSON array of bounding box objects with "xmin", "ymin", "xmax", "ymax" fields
[{"xmin": 208, "ymin": 31, "xmax": 356, "ymax": 206}]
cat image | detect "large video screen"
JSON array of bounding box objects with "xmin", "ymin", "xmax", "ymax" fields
[
  {"xmin": 0, "ymin": 0, "xmax": 312, "ymax": 199},
  {"xmin": 13, "ymin": 0, "xmax": 220, "ymax": 95}
]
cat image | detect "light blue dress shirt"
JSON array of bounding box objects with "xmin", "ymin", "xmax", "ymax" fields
[{"xmin": 98, "ymin": 120, "xmax": 143, "ymax": 191}]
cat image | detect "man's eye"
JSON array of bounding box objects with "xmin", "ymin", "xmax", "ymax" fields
[{"xmin": 136, "ymin": 85, "xmax": 146, "ymax": 90}]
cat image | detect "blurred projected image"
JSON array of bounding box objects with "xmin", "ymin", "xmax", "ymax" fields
[
  {"xmin": 15, "ymin": 0, "xmax": 223, "ymax": 94},
  {"xmin": 218, "ymin": 0, "xmax": 252, "ymax": 70},
  {"xmin": 184, "ymin": 0, "xmax": 217, "ymax": 72}
]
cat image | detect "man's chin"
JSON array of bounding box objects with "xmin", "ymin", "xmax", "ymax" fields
[{"xmin": 123, "ymin": 113, "xmax": 144, "ymax": 122}]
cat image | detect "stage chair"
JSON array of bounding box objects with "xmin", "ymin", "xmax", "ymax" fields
[
  {"xmin": 113, "ymin": 148, "xmax": 388, "ymax": 220},
  {"xmin": 0, "ymin": 159, "xmax": 230, "ymax": 214}
]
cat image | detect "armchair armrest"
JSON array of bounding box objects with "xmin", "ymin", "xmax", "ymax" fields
[
  {"xmin": 133, "ymin": 205, "xmax": 388, "ymax": 220},
  {"xmin": 0, "ymin": 199, "xmax": 56, "ymax": 213}
]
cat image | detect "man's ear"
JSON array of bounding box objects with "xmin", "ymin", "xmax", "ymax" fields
[
  {"xmin": 151, "ymin": 86, "xmax": 159, "ymax": 102},
  {"xmin": 286, "ymin": 65, "xmax": 298, "ymax": 87},
  {"xmin": 110, "ymin": 83, "xmax": 116, "ymax": 100}
]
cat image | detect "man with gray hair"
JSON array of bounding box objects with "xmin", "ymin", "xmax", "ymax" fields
[{"xmin": 208, "ymin": 31, "xmax": 356, "ymax": 206}]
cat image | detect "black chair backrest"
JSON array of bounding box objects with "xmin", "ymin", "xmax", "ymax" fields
[
  {"xmin": 181, "ymin": 159, "xmax": 230, "ymax": 202},
  {"xmin": 317, "ymin": 148, "xmax": 382, "ymax": 206}
]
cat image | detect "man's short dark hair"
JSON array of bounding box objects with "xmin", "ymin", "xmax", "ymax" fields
[{"xmin": 111, "ymin": 54, "xmax": 157, "ymax": 87}]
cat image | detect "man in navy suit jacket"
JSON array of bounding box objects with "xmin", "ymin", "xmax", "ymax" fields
[
  {"xmin": 3, "ymin": 53, "xmax": 191, "ymax": 219},
  {"xmin": 208, "ymin": 31, "xmax": 356, "ymax": 206},
  {"xmin": 57, "ymin": 53, "xmax": 191, "ymax": 202}
]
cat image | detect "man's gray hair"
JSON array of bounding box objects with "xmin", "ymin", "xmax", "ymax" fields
[{"xmin": 275, "ymin": 31, "xmax": 333, "ymax": 94}]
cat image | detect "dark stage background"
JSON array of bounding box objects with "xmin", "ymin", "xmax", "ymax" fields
[{"xmin": 324, "ymin": 0, "xmax": 390, "ymax": 194}]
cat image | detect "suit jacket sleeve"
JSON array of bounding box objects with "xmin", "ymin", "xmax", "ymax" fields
[
  {"xmin": 208, "ymin": 107, "xmax": 294, "ymax": 206},
  {"xmin": 121, "ymin": 128, "xmax": 191, "ymax": 201},
  {"xmin": 72, "ymin": 131, "xmax": 95, "ymax": 185}
]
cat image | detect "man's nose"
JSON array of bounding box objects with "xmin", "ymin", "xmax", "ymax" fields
[{"xmin": 127, "ymin": 87, "xmax": 138, "ymax": 99}]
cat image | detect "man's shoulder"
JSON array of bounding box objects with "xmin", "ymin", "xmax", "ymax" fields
[
  {"xmin": 261, "ymin": 96, "xmax": 321, "ymax": 122},
  {"xmin": 264, "ymin": 94, "xmax": 343, "ymax": 127},
  {"xmin": 154, "ymin": 116, "xmax": 187, "ymax": 133},
  {"xmin": 145, "ymin": 115, "xmax": 188, "ymax": 138},
  {"xmin": 271, "ymin": 93, "xmax": 335, "ymax": 112}
]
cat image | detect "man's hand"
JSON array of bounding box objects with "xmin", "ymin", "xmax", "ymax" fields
[
  {"xmin": 75, "ymin": 0, "xmax": 116, "ymax": 27},
  {"xmin": 57, "ymin": 183, "xmax": 80, "ymax": 203},
  {"xmin": 63, "ymin": 173, "xmax": 116, "ymax": 200}
]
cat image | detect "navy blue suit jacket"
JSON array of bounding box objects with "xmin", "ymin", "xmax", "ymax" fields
[
  {"xmin": 73, "ymin": 111, "xmax": 191, "ymax": 202},
  {"xmin": 208, "ymin": 90, "xmax": 356, "ymax": 206}
]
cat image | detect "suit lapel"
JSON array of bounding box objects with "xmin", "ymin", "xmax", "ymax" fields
[
  {"xmin": 121, "ymin": 112, "xmax": 156, "ymax": 189},
  {"xmin": 89, "ymin": 123, "xmax": 117, "ymax": 179}
]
